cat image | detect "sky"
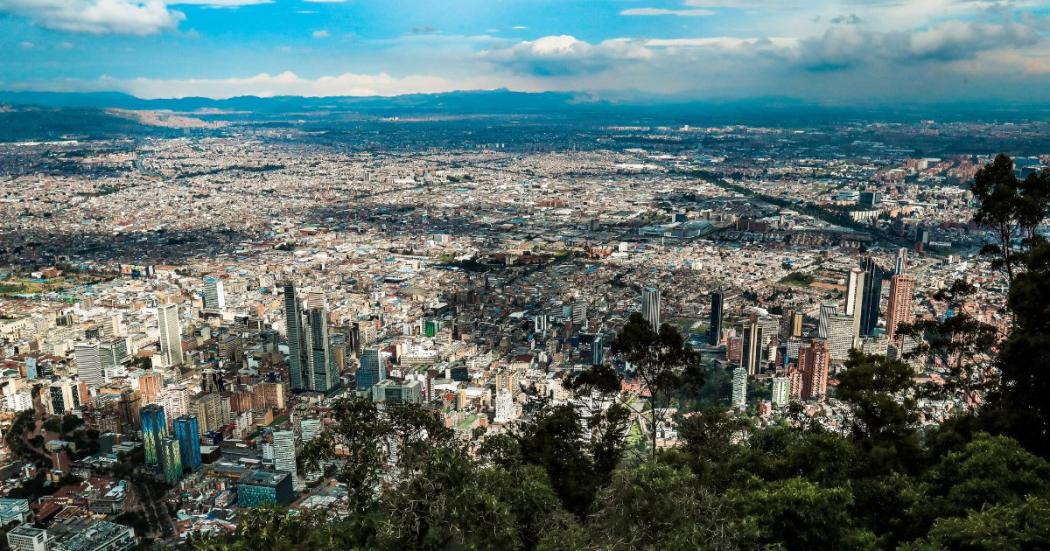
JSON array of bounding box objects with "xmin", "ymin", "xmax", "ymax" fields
[{"xmin": 1, "ymin": 0, "xmax": 1049, "ymax": 102}]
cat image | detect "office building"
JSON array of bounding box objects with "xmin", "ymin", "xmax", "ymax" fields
[
  {"xmin": 817, "ymin": 303, "xmax": 837, "ymax": 339},
  {"xmin": 494, "ymin": 389, "xmax": 515, "ymax": 423},
  {"xmin": 99, "ymin": 338, "xmax": 129, "ymax": 380},
  {"xmin": 304, "ymin": 306, "xmax": 339, "ymax": 393},
  {"xmin": 161, "ymin": 437, "xmax": 182, "ymax": 485},
  {"xmin": 283, "ymin": 281, "xmax": 307, "ymax": 391},
  {"xmin": 371, "ymin": 379, "xmax": 424, "ymax": 405},
  {"xmin": 886, "ymin": 274, "xmax": 915, "ymax": 342},
  {"xmin": 173, "ymin": 415, "xmax": 202, "ymax": 472},
  {"xmin": 203, "ymin": 276, "xmax": 226, "ymax": 312},
  {"xmin": 642, "ymin": 287, "xmax": 661, "ymax": 331},
  {"xmin": 157, "ymin": 304, "xmax": 184, "ymax": 367},
  {"xmin": 357, "ymin": 348, "xmax": 386, "ymax": 391},
  {"xmin": 6, "ymin": 524, "xmax": 47, "ymax": 551},
  {"xmin": 591, "ymin": 332, "xmax": 604, "ymax": 366},
  {"xmin": 731, "ymin": 367, "xmax": 747, "ymax": 409},
  {"xmin": 237, "ymin": 469, "xmax": 293, "ymax": 508},
  {"xmin": 895, "ymin": 248, "xmax": 908, "ymax": 276},
  {"xmin": 740, "ymin": 316, "xmax": 765, "ymax": 376},
  {"xmin": 826, "ymin": 313, "xmax": 857, "ymax": 362},
  {"xmin": 140, "ymin": 404, "xmax": 166, "ymax": 467},
  {"xmin": 571, "ymin": 300, "xmax": 588, "ymax": 325},
  {"xmin": 845, "ymin": 267, "xmax": 865, "ymax": 341},
  {"xmin": 300, "ymin": 418, "xmax": 322, "ymax": 442},
  {"xmin": 708, "ymin": 290, "xmax": 724, "ymax": 345},
  {"xmin": 272, "ymin": 430, "xmax": 297, "ymax": 477},
  {"xmin": 860, "ymin": 257, "xmax": 885, "ymax": 336},
  {"xmin": 47, "ymin": 519, "xmax": 136, "ymax": 551},
  {"xmin": 49, "ymin": 380, "xmax": 80, "ymax": 415},
  {"xmin": 74, "ymin": 342, "xmax": 103, "ymax": 388}
]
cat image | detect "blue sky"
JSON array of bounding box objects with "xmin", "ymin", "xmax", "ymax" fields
[{"xmin": 2, "ymin": 0, "xmax": 1050, "ymax": 101}]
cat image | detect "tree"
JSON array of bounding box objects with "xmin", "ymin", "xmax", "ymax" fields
[
  {"xmin": 902, "ymin": 497, "xmax": 1050, "ymax": 551},
  {"xmin": 970, "ymin": 154, "xmax": 1050, "ymax": 282},
  {"xmin": 836, "ymin": 351, "xmax": 920, "ymax": 474},
  {"xmin": 611, "ymin": 312, "xmax": 702, "ymax": 460},
  {"xmin": 896, "ymin": 279, "xmax": 999, "ymax": 412},
  {"xmin": 580, "ymin": 462, "xmax": 753, "ymax": 550}
]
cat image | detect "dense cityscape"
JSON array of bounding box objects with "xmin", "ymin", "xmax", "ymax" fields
[
  {"xmin": 0, "ymin": 106, "xmax": 1047, "ymax": 549},
  {"xmin": 4, "ymin": 0, "xmax": 1050, "ymax": 548}
]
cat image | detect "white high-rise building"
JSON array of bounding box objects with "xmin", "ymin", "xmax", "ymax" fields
[
  {"xmin": 157, "ymin": 304, "xmax": 184, "ymax": 367},
  {"xmin": 203, "ymin": 276, "xmax": 226, "ymax": 312},
  {"xmin": 731, "ymin": 367, "xmax": 747, "ymax": 409},
  {"xmin": 826, "ymin": 314, "xmax": 857, "ymax": 363},
  {"xmin": 642, "ymin": 287, "xmax": 661, "ymax": 331},
  {"xmin": 272, "ymin": 430, "xmax": 297, "ymax": 476},
  {"xmin": 817, "ymin": 303, "xmax": 838, "ymax": 339},
  {"xmin": 74, "ymin": 342, "xmax": 103, "ymax": 388},
  {"xmin": 161, "ymin": 385, "xmax": 190, "ymax": 431},
  {"xmin": 772, "ymin": 377, "xmax": 790, "ymax": 407},
  {"xmin": 846, "ymin": 268, "xmax": 865, "ymax": 339},
  {"xmin": 300, "ymin": 418, "xmax": 322, "ymax": 442},
  {"xmin": 494, "ymin": 390, "xmax": 515, "ymax": 423}
]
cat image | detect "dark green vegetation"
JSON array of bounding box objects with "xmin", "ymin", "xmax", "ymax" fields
[{"xmin": 196, "ymin": 156, "xmax": 1050, "ymax": 550}]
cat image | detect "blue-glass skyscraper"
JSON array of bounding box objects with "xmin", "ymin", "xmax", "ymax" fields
[
  {"xmin": 356, "ymin": 348, "xmax": 386, "ymax": 391},
  {"xmin": 140, "ymin": 404, "xmax": 166, "ymax": 467},
  {"xmin": 173, "ymin": 415, "xmax": 202, "ymax": 472}
]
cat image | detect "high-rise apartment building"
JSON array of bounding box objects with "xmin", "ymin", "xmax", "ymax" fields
[
  {"xmin": 886, "ymin": 274, "xmax": 915, "ymax": 342},
  {"xmin": 845, "ymin": 267, "xmax": 865, "ymax": 341},
  {"xmin": 731, "ymin": 367, "xmax": 747, "ymax": 409},
  {"xmin": 272, "ymin": 430, "xmax": 297, "ymax": 477},
  {"xmin": 798, "ymin": 341, "xmax": 830, "ymax": 401},
  {"xmin": 772, "ymin": 377, "xmax": 790, "ymax": 407}
]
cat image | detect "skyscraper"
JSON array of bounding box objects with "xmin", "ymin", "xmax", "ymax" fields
[
  {"xmin": 591, "ymin": 333, "xmax": 604, "ymax": 366},
  {"xmin": 74, "ymin": 342, "xmax": 103, "ymax": 388},
  {"xmin": 356, "ymin": 348, "xmax": 386, "ymax": 391},
  {"xmin": 894, "ymin": 248, "xmax": 908, "ymax": 276},
  {"xmin": 731, "ymin": 367, "xmax": 747, "ymax": 409},
  {"xmin": 283, "ymin": 282, "xmax": 306, "ymax": 391},
  {"xmin": 817, "ymin": 303, "xmax": 838, "ymax": 339},
  {"xmin": 173, "ymin": 415, "xmax": 202, "ymax": 472},
  {"xmin": 708, "ymin": 290, "xmax": 724, "ymax": 346},
  {"xmin": 272, "ymin": 430, "xmax": 297, "ymax": 477},
  {"xmin": 642, "ymin": 287, "xmax": 661, "ymax": 332},
  {"xmin": 203, "ymin": 276, "xmax": 226, "ymax": 312},
  {"xmin": 886, "ymin": 274, "xmax": 915, "ymax": 342},
  {"xmin": 304, "ymin": 306, "xmax": 338, "ymax": 393},
  {"xmin": 740, "ymin": 315, "xmax": 765, "ymax": 376},
  {"xmin": 157, "ymin": 304, "xmax": 184, "ymax": 367},
  {"xmin": 161, "ymin": 437, "xmax": 182, "ymax": 485},
  {"xmin": 140, "ymin": 404, "xmax": 166, "ymax": 467},
  {"xmin": 860, "ymin": 256, "xmax": 885, "ymax": 336},
  {"xmin": 845, "ymin": 267, "xmax": 865, "ymax": 341}
]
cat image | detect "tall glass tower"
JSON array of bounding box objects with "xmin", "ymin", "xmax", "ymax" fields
[
  {"xmin": 140, "ymin": 404, "xmax": 166, "ymax": 467},
  {"xmin": 173, "ymin": 414, "xmax": 202, "ymax": 471},
  {"xmin": 283, "ymin": 282, "xmax": 306, "ymax": 390}
]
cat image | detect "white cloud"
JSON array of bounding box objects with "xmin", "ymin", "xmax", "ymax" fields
[
  {"xmin": 0, "ymin": 0, "xmax": 185, "ymax": 35},
  {"xmin": 312, "ymin": 29, "xmax": 329, "ymax": 38},
  {"xmin": 171, "ymin": 0, "xmax": 271, "ymax": 6},
  {"xmin": 19, "ymin": 40, "xmax": 34, "ymax": 48},
  {"xmin": 481, "ymin": 35, "xmax": 652, "ymax": 76},
  {"xmin": 621, "ymin": 8, "xmax": 715, "ymax": 16},
  {"xmin": 0, "ymin": 0, "xmax": 271, "ymax": 35},
  {"xmin": 302, "ymin": 0, "xmax": 345, "ymax": 3},
  {"xmin": 16, "ymin": 71, "xmax": 518, "ymax": 99}
]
